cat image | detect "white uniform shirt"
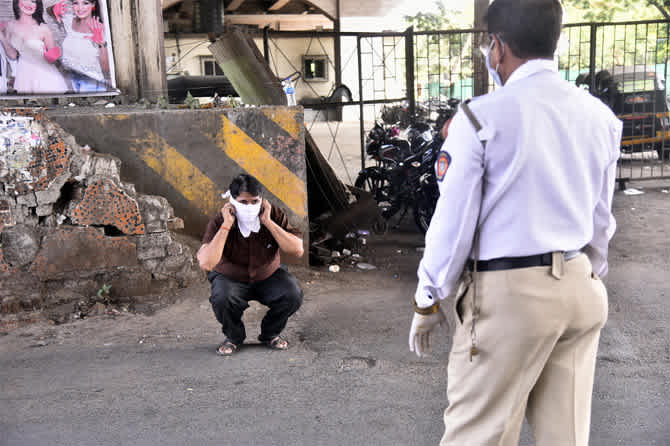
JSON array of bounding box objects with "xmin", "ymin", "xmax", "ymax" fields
[{"xmin": 415, "ymin": 59, "xmax": 622, "ymax": 308}]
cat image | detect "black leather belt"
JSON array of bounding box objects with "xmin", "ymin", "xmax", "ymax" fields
[{"xmin": 468, "ymin": 253, "xmax": 555, "ymax": 272}]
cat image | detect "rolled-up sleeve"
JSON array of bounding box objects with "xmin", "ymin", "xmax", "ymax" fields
[
  {"xmin": 585, "ymin": 119, "xmax": 622, "ymax": 277},
  {"xmin": 415, "ymin": 110, "xmax": 485, "ymax": 308}
]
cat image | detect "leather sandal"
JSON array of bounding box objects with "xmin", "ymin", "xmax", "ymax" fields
[
  {"xmin": 216, "ymin": 338, "xmax": 238, "ymax": 356},
  {"xmin": 261, "ymin": 335, "xmax": 289, "ymax": 351}
]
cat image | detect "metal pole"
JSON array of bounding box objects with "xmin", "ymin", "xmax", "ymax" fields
[
  {"xmin": 334, "ymin": 0, "xmax": 343, "ymax": 121},
  {"xmin": 589, "ymin": 23, "xmax": 597, "ymax": 94},
  {"xmin": 263, "ymin": 26, "xmax": 270, "ymax": 64},
  {"xmin": 358, "ymin": 36, "xmax": 365, "ymax": 172},
  {"xmin": 405, "ymin": 26, "xmax": 416, "ymax": 119}
]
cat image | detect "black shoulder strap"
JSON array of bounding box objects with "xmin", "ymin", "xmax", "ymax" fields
[{"xmin": 460, "ymin": 102, "xmax": 486, "ymax": 148}]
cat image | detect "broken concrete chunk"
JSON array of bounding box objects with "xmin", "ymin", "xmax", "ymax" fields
[
  {"xmin": 137, "ymin": 195, "xmax": 173, "ymax": 234},
  {"xmin": 68, "ymin": 179, "xmax": 145, "ymax": 235},
  {"xmin": 16, "ymin": 193, "xmax": 37, "ymax": 207},
  {"xmin": 29, "ymin": 227, "xmax": 138, "ymax": 281},
  {"xmin": 35, "ymin": 174, "xmax": 69, "ymax": 206},
  {"xmin": 167, "ymin": 217, "xmax": 184, "ymax": 231},
  {"xmin": 0, "ymin": 224, "xmax": 40, "ymax": 267},
  {"xmin": 36, "ymin": 204, "xmax": 53, "ymax": 217},
  {"xmin": 135, "ymin": 232, "xmax": 171, "ymax": 260},
  {"xmin": 72, "ymin": 153, "xmax": 121, "ymax": 182},
  {"xmin": 167, "ymin": 241, "xmax": 183, "ymax": 256}
]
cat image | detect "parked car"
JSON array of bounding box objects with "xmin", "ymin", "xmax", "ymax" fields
[{"xmin": 577, "ymin": 67, "xmax": 670, "ymax": 160}]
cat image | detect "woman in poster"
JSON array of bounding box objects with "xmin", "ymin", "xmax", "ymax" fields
[
  {"xmin": 51, "ymin": 0, "xmax": 109, "ymax": 93},
  {"xmin": 0, "ymin": 0, "xmax": 68, "ymax": 94}
]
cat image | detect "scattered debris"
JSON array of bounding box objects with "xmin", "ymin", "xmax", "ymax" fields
[
  {"xmin": 68, "ymin": 103, "xmax": 76, "ymax": 108},
  {"xmin": 342, "ymin": 249, "xmax": 352, "ymax": 256},
  {"xmin": 662, "ymin": 190, "xmax": 669, "ymax": 194},
  {"xmin": 623, "ymin": 188, "xmax": 644, "ymax": 196},
  {"xmin": 356, "ymin": 263, "xmax": 377, "ymax": 271},
  {"xmin": 104, "ymin": 103, "xmax": 116, "ymax": 108},
  {"xmin": 328, "ymin": 265, "xmax": 340, "ymax": 273}
]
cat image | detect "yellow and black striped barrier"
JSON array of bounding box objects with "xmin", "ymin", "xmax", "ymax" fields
[{"xmin": 49, "ymin": 107, "xmax": 307, "ymax": 239}]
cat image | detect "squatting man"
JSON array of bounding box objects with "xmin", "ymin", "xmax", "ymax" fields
[
  {"xmin": 197, "ymin": 174, "xmax": 304, "ymax": 356},
  {"xmin": 408, "ymin": 0, "xmax": 621, "ymax": 444}
]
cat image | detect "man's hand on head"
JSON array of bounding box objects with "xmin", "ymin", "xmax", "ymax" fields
[
  {"xmin": 260, "ymin": 199, "xmax": 272, "ymax": 226},
  {"xmin": 221, "ymin": 203, "xmax": 236, "ymax": 228}
]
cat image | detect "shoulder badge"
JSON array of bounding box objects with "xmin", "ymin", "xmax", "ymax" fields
[{"xmin": 436, "ymin": 151, "xmax": 451, "ymax": 182}]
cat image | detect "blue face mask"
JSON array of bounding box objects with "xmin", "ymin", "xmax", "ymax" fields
[{"xmin": 484, "ymin": 39, "xmax": 504, "ymax": 87}]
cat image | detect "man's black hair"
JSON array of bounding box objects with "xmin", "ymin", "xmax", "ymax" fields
[
  {"xmin": 229, "ymin": 174, "xmax": 262, "ymax": 198},
  {"xmin": 485, "ymin": 0, "xmax": 563, "ymax": 59}
]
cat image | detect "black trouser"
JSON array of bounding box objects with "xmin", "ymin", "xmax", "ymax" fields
[{"xmin": 207, "ymin": 267, "xmax": 303, "ymax": 345}]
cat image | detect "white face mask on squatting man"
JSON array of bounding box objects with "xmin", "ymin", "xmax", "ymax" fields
[{"xmin": 223, "ymin": 192, "xmax": 263, "ymax": 238}]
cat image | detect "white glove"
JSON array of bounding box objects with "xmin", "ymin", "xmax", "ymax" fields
[{"xmin": 409, "ymin": 306, "xmax": 447, "ymax": 358}]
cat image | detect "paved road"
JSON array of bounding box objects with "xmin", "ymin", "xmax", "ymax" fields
[{"xmin": 1, "ymin": 185, "xmax": 669, "ymax": 445}]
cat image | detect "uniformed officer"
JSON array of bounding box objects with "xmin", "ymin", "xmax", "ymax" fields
[{"xmin": 408, "ymin": 0, "xmax": 622, "ymax": 445}]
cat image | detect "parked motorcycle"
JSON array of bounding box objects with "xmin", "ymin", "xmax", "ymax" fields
[{"xmin": 355, "ymin": 99, "xmax": 459, "ymax": 233}]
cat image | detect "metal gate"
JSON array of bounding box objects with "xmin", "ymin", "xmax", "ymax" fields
[{"xmin": 263, "ymin": 20, "xmax": 670, "ymax": 187}]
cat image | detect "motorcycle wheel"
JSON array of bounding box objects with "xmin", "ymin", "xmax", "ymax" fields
[
  {"xmin": 413, "ymin": 192, "xmax": 437, "ymax": 234},
  {"xmin": 354, "ymin": 168, "xmax": 389, "ymax": 203}
]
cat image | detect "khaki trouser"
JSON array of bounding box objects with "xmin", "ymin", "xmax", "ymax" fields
[{"xmin": 441, "ymin": 254, "xmax": 608, "ymax": 446}]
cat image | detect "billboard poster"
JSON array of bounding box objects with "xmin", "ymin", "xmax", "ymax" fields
[{"xmin": 0, "ymin": 0, "xmax": 117, "ymax": 97}]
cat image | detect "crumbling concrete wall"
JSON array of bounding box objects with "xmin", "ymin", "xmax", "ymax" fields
[{"xmin": 0, "ymin": 109, "xmax": 201, "ymax": 331}]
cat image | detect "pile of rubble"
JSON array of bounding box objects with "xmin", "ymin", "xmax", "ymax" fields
[{"xmin": 0, "ymin": 109, "xmax": 201, "ymax": 330}]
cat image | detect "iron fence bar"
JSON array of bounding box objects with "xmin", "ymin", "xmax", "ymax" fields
[
  {"xmin": 358, "ymin": 35, "xmax": 365, "ymax": 171},
  {"xmin": 405, "ymin": 27, "xmax": 416, "ymax": 119},
  {"xmin": 589, "ymin": 24, "xmax": 597, "ymax": 94}
]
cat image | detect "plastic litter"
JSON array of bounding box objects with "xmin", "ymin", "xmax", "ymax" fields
[
  {"xmin": 67, "ymin": 103, "xmax": 76, "ymax": 107},
  {"xmin": 342, "ymin": 249, "xmax": 352, "ymax": 256},
  {"xmin": 357, "ymin": 230, "xmax": 370, "ymax": 236},
  {"xmin": 359, "ymin": 238, "xmax": 367, "ymax": 246},
  {"xmin": 345, "ymin": 232, "xmax": 357, "ymax": 239},
  {"xmin": 105, "ymin": 103, "xmax": 116, "ymax": 108},
  {"xmin": 331, "ymin": 251, "xmax": 341, "ymax": 258},
  {"xmin": 662, "ymin": 190, "xmax": 669, "ymax": 194},
  {"xmin": 328, "ymin": 265, "xmax": 340, "ymax": 273},
  {"xmin": 356, "ymin": 262, "xmax": 377, "ymax": 270},
  {"xmin": 623, "ymin": 188, "xmax": 644, "ymax": 195}
]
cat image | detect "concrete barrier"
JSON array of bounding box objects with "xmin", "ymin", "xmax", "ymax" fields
[{"xmin": 48, "ymin": 106, "xmax": 308, "ymax": 241}]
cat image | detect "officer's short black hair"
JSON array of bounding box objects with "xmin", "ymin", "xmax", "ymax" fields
[
  {"xmin": 485, "ymin": 0, "xmax": 563, "ymax": 59},
  {"xmin": 229, "ymin": 174, "xmax": 262, "ymax": 198}
]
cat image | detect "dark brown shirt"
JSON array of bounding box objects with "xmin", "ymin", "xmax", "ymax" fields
[{"xmin": 202, "ymin": 206, "xmax": 302, "ymax": 283}]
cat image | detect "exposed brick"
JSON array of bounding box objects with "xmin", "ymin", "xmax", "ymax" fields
[
  {"xmin": 29, "ymin": 227, "xmax": 138, "ymax": 281},
  {"xmin": 69, "ymin": 179, "xmax": 145, "ymax": 235}
]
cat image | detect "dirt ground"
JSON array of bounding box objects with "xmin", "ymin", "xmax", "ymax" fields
[{"xmin": 1, "ymin": 182, "xmax": 669, "ymax": 445}]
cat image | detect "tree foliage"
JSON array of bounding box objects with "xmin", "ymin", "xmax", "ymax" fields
[
  {"xmin": 564, "ymin": 0, "xmax": 669, "ymax": 21},
  {"xmin": 404, "ymin": 1, "xmax": 454, "ymax": 31}
]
